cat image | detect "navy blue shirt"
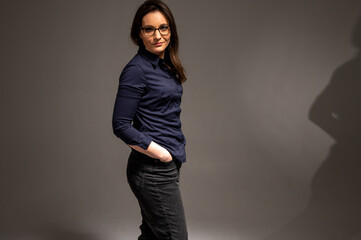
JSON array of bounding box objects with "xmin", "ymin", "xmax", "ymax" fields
[{"xmin": 112, "ymin": 48, "xmax": 186, "ymax": 163}]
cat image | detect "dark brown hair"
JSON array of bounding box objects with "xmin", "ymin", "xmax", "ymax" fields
[{"xmin": 131, "ymin": 0, "xmax": 186, "ymax": 83}]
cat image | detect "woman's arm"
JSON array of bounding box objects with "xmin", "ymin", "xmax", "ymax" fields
[{"xmin": 112, "ymin": 64, "xmax": 151, "ymax": 148}]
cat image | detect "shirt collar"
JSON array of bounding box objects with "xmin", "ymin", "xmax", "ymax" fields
[{"xmin": 138, "ymin": 47, "xmax": 161, "ymax": 67}]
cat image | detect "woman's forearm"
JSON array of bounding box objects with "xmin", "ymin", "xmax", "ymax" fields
[{"xmin": 129, "ymin": 141, "xmax": 173, "ymax": 162}]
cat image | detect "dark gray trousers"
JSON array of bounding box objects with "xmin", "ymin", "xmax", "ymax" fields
[{"xmin": 127, "ymin": 150, "xmax": 188, "ymax": 240}]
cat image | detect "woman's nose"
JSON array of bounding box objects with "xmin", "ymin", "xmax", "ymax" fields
[{"xmin": 154, "ymin": 29, "xmax": 162, "ymax": 39}]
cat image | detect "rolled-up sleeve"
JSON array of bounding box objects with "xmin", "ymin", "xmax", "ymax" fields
[{"xmin": 112, "ymin": 64, "xmax": 152, "ymax": 149}]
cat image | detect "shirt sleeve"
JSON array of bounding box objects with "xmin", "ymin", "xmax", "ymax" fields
[{"xmin": 112, "ymin": 64, "xmax": 152, "ymax": 149}]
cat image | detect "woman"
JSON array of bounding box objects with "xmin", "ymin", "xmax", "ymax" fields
[{"xmin": 112, "ymin": 0, "xmax": 188, "ymax": 239}]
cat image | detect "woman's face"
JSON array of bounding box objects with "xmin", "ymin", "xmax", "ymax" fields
[{"xmin": 140, "ymin": 11, "xmax": 171, "ymax": 58}]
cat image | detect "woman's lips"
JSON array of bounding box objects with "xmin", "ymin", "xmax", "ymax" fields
[{"xmin": 153, "ymin": 42, "xmax": 163, "ymax": 47}]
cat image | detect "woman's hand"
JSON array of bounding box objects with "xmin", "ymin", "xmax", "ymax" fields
[
  {"xmin": 147, "ymin": 141, "xmax": 173, "ymax": 162},
  {"xmin": 129, "ymin": 141, "xmax": 173, "ymax": 162}
]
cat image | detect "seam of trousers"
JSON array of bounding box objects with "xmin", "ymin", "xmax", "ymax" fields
[{"xmin": 152, "ymin": 170, "xmax": 173, "ymax": 239}]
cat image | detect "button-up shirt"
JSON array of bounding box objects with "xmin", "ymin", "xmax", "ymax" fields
[{"xmin": 112, "ymin": 47, "xmax": 186, "ymax": 163}]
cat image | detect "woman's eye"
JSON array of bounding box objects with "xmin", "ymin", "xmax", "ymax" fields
[
  {"xmin": 160, "ymin": 26, "xmax": 168, "ymax": 31},
  {"xmin": 144, "ymin": 28, "xmax": 154, "ymax": 33}
]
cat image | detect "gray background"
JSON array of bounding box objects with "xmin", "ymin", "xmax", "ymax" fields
[{"xmin": 1, "ymin": 0, "xmax": 361, "ymax": 239}]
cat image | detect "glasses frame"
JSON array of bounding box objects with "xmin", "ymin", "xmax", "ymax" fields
[{"xmin": 140, "ymin": 26, "xmax": 170, "ymax": 36}]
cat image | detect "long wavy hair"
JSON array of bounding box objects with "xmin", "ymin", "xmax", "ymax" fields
[{"xmin": 131, "ymin": 0, "xmax": 186, "ymax": 83}]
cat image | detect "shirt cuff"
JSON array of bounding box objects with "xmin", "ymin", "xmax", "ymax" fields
[{"xmin": 138, "ymin": 135, "xmax": 152, "ymax": 150}]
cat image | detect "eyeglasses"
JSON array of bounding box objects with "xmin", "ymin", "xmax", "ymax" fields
[{"xmin": 141, "ymin": 25, "xmax": 170, "ymax": 36}]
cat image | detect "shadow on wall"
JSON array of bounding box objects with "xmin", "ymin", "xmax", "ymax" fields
[
  {"xmin": 263, "ymin": 13, "xmax": 361, "ymax": 240},
  {"xmin": 0, "ymin": 225, "xmax": 100, "ymax": 240}
]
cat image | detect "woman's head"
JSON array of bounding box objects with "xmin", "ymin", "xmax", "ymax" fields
[
  {"xmin": 138, "ymin": 10, "xmax": 171, "ymax": 58},
  {"xmin": 131, "ymin": 0, "xmax": 186, "ymax": 82}
]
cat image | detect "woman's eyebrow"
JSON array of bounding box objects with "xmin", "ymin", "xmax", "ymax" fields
[{"xmin": 142, "ymin": 24, "xmax": 168, "ymax": 27}]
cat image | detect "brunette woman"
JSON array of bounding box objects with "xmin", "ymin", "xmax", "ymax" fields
[{"xmin": 112, "ymin": 0, "xmax": 188, "ymax": 239}]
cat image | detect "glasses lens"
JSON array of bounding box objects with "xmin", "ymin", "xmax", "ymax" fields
[
  {"xmin": 159, "ymin": 26, "xmax": 169, "ymax": 35},
  {"xmin": 143, "ymin": 27, "xmax": 155, "ymax": 36}
]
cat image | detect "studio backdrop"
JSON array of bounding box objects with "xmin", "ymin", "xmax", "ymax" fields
[{"xmin": 1, "ymin": 0, "xmax": 360, "ymax": 239}]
